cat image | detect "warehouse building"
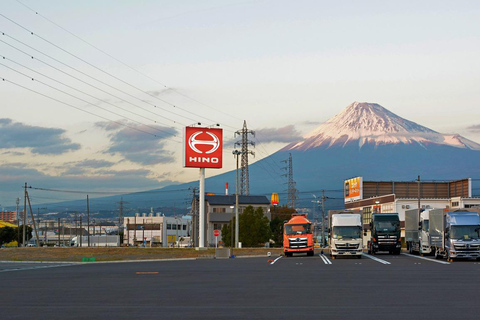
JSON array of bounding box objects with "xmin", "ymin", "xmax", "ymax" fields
[{"xmin": 343, "ymin": 177, "xmax": 480, "ymax": 240}]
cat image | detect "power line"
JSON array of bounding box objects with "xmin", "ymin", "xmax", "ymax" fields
[
  {"xmin": 0, "ymin": 13, "xmax": 240, "ymax": 129},
  {"xmin": 14, "ymin": 0, "xmax": 244, "ymax": 127},
  {"xmin": 0, "ymin": 76, "xmax": 168, "ymax": 138},
  {"xmin": 0, "ymin": 61, "xmax": 180, "ymax": 140}
]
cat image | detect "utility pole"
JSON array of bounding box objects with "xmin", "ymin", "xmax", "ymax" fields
[
  {"xmin": 16, "ymin": 197, "xmax": 20, "ymax": 247},
  {"xmin": 23, "ymin": 183, "xmax": 27, "ymax": 247},
  {"xmin": 190, "ymin": 187, "xmax": 199, "ymax": 247},
  {"xmin": 234, "ymin": 121, "xmax": 255, "ymax": 195},
  {"xmin": 282, "ymin": 153, "xmax": 297, "ymax": 208},
  {"xmin": 417, "ymin": 175, "xmax": 421, "ymax": 223},
  {"xmin": 232, "ymin": 150, "xmax": 242, "ymax": 248},
  {"xmin": 87, "ymin": 195, "xmax": 90, "ymax": 247},
  {"xmin": 322, "ymin": 190, "xmax": 326, "ymax": 248}
]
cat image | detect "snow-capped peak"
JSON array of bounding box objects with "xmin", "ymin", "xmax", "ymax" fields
[{"xmin": 286, "ymin": 102, "xmax": 480, "ymax": 151}]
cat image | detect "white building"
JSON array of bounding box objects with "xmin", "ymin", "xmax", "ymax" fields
[{"xmin": 123, "ymin": 212, "xmax": 190, "ymax": 247}]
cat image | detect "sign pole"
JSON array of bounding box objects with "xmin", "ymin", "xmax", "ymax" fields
[{"xmin": 199, "ymin": 167, "xmax": 205, "ymax": 248}]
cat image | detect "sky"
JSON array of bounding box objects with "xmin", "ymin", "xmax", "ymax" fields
[{"xmin": 1, "ymin": 0, "xmax": 480, "ymax": 208}]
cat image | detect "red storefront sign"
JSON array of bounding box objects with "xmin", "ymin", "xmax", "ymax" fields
[{"xmin": 184, "ymin": 127, "xmax": 223, "ymax": 168}]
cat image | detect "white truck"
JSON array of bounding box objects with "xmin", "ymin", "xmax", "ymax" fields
[
  {"xmin": 405, "ymin": 208, "xmax": 433, "ymax": 255},
  {"xmin": 71, "ymin": 235, "xmax": 120, "ymax": 247},
  {"xmin": 328, "ymin": 210, "xmax": 364, "ymax": 259},
  {"xmin": 430, "ymin": 209, "xmax": 480, "ymax": 261}
]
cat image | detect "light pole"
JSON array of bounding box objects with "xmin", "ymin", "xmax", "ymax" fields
[{"xmin": 232, "ymin": 150, "xmax": 241, "ymax": 248}]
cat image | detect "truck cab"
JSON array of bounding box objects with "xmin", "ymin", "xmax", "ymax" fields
[
  {"xmin": 368, "ymin": 213, "xmax": 401, "ymax": 255},
  {"xmin": 283, "ymin": 214, "xmax": 314, "ymax": 257},
  {"xmin": 431, "ymin": 210, "xmax": 480, "ymax": 261},
  {"xmin": 329, "ymin": 212, "xmax": 363, "ymax": 259}
]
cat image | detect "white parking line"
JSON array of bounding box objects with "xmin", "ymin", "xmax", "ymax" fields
[
  {"xmin": 363, "ymin": 254, "xmax": 391, "ymax": 265},
  {"xmin": 402, "ymin": 253, "xmax": 450, "ymax": 265},
  {"xmin": 270, "ymin": 256, "xmax": 282, "ymax": 265},
  {"xmin": 320, "ymin": 254, "xmax": 332, "ymax": 265},
  {"xmin": 0, "ymin": 263, "xmax": 78, "ymax": 273}
]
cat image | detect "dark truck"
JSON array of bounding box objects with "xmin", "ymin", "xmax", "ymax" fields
[{"xmin": 367, "ymin": 213, "xmax": 401, "ymax": 255}]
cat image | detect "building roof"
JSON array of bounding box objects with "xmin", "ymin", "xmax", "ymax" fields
[{"xmin": 204, "ymin": 195, "xmax": 270, "ymax": 206}]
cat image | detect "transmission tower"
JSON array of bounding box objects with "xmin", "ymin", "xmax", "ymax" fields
[
  {"xmin": 117, "ymin": 197, "xmax": 129, "ymax": 227},
  {"xmin": 234, "ymin": 120, "xmax": 255, "ymax": 195},
  {"xmin": 281, "ymin": 153, "xmax": 297, "ymax": 208}
]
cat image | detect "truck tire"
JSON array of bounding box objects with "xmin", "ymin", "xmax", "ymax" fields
[{"xmin": 307, "ymin": 251, "xmax": 314, "ymax": 256}]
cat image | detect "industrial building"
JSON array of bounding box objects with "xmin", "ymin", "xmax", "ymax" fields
[
  {"xmin": 123, "ymin": 212, "xmax": 190, "ymax": 247},
  {"xmin": 343, "ymin": 177, "xmax": 480, "ymax": 240}
]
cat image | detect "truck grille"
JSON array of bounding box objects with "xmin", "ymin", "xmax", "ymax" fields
[
  {"xmin": 378, "ymin": 235, "xmax": 398, "ymax": 245},
  {"xmin": 335, "ymin": 243, "xmax": 359, "ymax": 250},
  {"xmin": 289, "ymin": 237, "xmax": 308, "ymax": 249},
  {"xmin": 454, "ymin": 243, "xmax": 480, "ymax": 252}
]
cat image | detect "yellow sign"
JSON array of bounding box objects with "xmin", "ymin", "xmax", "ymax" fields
[
  {"xmin": 344, "ymin": 177, "xmax": 363, "ymax": 203},
  {"xmin": 271, "ymin": 193, "xmax": 279, "ymax": 205}
]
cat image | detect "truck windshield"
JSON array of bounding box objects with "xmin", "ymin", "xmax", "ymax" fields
[
  {"xmin": 332, "ymin": 226, "xmax": 362, "ymax": 239},
  {"xmin": 284, "ymin": 224, "xmax": 311, "ymax": 235},
  {"xmin": 450, "ymin": 225, "xmax": 480, "ymax": 240},
  {"xmin": 374, "ymin": 221, "xmax": 399, "ymax": 232}
]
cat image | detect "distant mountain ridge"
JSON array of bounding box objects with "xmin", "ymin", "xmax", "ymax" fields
[
  {"xmin": 285, "ymin": 102, "xmax": 480, "ymax": 151},
  {"xmin": 34, "ymin": 102, "xmax": 480, "ymax": 214}
]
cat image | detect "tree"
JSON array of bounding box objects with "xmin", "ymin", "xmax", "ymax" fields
[
  {"xmin": 17, "ymin": 225, "xmax": 33, "ymax": 246},
  {"xmin": 269, "ymin": 217, "xmax": 284, "ymax": 247},
  {"xmin": 222, "ymin": 206, "xmax": 272, "ymax": 247},
  {"xmin": 0, "ymin": 226, "xmax": 17, "ymax": 246},
  {"xmin": 239, "ymin": 206, "xmax": 272, "ymax": 247},
  {"xmin": 221, "ymin": 218, "xmax": 234, "ymax": 247}
]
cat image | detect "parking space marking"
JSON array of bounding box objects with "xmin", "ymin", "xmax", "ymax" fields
[
  {"xmin": 319, "ymin": 254, "xmax": 332, "ymax": 265},
  {"xmin": 0, "ymin": 263, "xmax": 78, "ymax": 273},
  {"xmin": 363, "ymin": 254, "xmax": 391, "ymax": 265},
  {"xmin": 402, "ymin": 253, "xmax": 450, "ymax": 265},
  {"xmin": 270, "ymin": 256, "xmax": 282, "ymax": 265}
]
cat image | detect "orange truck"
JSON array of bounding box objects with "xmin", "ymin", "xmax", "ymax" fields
[{"xmin": 283, "ymin": 214, "xmax": 315, "ymax": 257}]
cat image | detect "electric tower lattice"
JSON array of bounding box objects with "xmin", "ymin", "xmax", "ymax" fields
[{"xmin": 235, "ymin": 121, "xmax": 255, "ymax": 195}]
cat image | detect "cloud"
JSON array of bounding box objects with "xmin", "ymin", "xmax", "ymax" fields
[
  {"xmin": 96, "ymin": 122, "xmax": 178, "ymax": 165},
  {"xmin": 0, "ymin": 163, "xmax": 176, "ymax": 196},
  {"xmin": 0, "ymin": 118, "xmax": 80, "ymax": 154},
  {"xmin": 467, "ymin": 124, "xmax": 480, "ymax": 133},
  {"xmin": 255, "ymin": 125, "xmax": 303, "ymax": 143}
]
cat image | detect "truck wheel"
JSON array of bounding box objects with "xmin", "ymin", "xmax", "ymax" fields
[
  {"xmin": 395, "ymin": 249, "xmax": 401, "ymax": 255},
  {"xmin": 434, "ymin": 250, "xmax": 441, "ymax": 260},
  {"xmin": 307, "ymin": 251, "xmax": 314, "ymax": 257}
]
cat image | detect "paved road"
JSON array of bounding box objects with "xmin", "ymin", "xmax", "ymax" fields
[{"xmin": 1, "ymin": 253, "xmax": 480, "ymax": 319}]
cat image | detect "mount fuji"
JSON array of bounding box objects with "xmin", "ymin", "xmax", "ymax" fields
[
  {"xmin": 37, "ymin": 102, "xmax": 480, "ymax": 213},
  {"xmin": 241, "ymin": 101, "xmax": 480, "ymax": 205}
]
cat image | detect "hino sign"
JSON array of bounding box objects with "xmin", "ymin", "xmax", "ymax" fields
[{"xmin": 184, "ymin": 127, "xmax": 223, "ymax": 169}]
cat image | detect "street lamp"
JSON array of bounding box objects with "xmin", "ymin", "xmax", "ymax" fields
[{"xmin": 232, "ymin": 150, "xmax": 241, "ymax": 248}]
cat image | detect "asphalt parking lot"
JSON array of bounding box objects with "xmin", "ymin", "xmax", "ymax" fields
[{"xmin": 1, "ymin": 253, "xmax": 480, "ymax": 320}]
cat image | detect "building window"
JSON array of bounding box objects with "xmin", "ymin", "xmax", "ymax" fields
[
  {"xmin": 183, "ymin": 225, "xmax": 187, "ymax": 230},
  {"xmin": 213, "ymin": 208, "xmax": 226, "ymax": 213},
  {"xmin": 452, "ymin": 201, "xmax": 459, "ymax": 207},
  {"xmin": 167, "ymin": 224, "xmax": 172, "ymax": 230},
  {"xmin": 363, "ymin": 207, "xmax": 372, "ymax": 225},
  {"xmin": 172, "ymin": 224, "xmax": 177, "ymax": 230}
]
